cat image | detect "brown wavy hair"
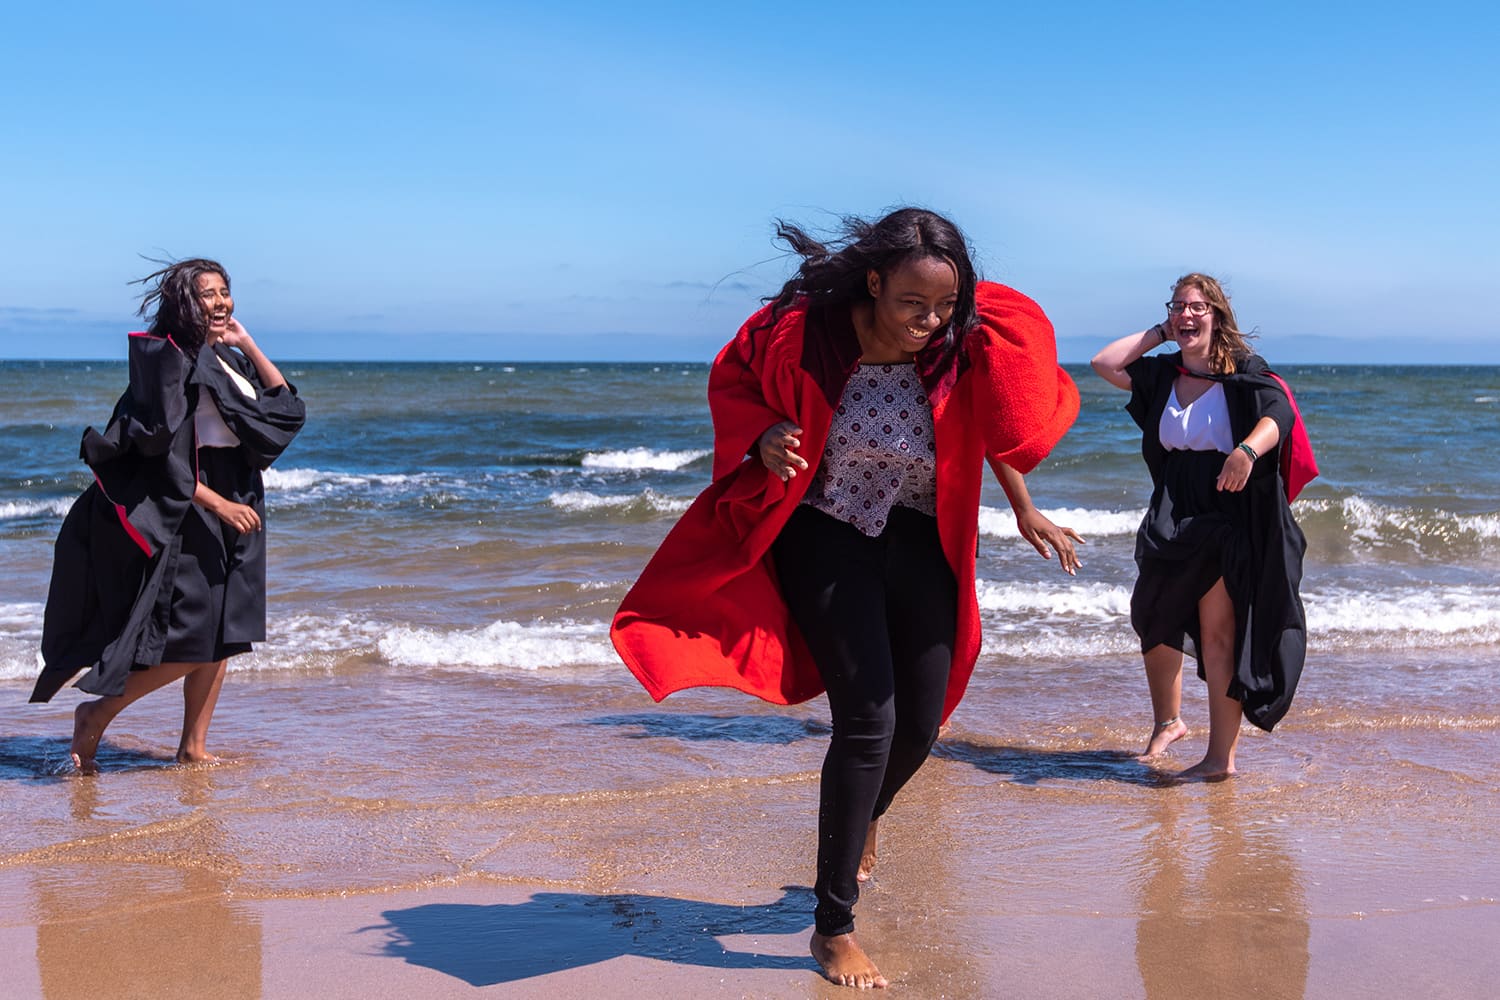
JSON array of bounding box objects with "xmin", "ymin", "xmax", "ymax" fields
[{"xmin": 1173, "ymin": 272, "xmax": 1253, "ymax": 374}]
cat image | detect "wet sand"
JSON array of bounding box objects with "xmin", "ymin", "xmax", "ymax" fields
[{"xmin": 3, "ymin": 657, "xmax": 1498, "ymax": 998}]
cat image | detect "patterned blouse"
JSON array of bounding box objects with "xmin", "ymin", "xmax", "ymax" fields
[{"xmin": 803, "ymin": 363, "xmax": 938, "ymax": 536}]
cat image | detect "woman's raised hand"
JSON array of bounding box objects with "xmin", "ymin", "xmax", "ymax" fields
[
  {"xmin": 219, "ymin": 318, "xmax": 256, "ymax": 351},
  {"xmin": 758, "ymin": 421, "xmax": 808, "ymax": 482}
]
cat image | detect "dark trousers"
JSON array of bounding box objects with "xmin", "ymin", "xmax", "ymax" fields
[{"xmin": 772, "ymin": 504, "xmax": 957, "ymax": 937}]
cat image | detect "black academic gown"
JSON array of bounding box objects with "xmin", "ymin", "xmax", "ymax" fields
[
  {"xmin": 31, "ymin": 333, "xmax": 305, "ymax": 702},
  {"xmin": 1124, "ymin": 351, "xmax": 1307, "ymax": 731}
]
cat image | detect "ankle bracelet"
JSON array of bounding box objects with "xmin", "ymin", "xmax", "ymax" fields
[{"xmin": 1154, "ymin": 716, "xmax": 1180, "ymax": 730}]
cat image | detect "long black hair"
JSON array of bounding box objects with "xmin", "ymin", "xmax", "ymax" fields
[
  {"xmin": 757, "ymin": 208, "xmax": 979, "ymax": 340},
  {"xmin": 133, "ymin": 257, "xmax": 230, "ymax": 357}
]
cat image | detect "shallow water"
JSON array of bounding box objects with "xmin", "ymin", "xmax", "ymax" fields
[{"xmin": 2, "ymin": 359, "xmax": 1498, "ymax": 995}]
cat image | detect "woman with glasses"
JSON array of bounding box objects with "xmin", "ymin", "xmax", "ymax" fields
[
  {"xmin": 1090, "ymin": 273, "xmax": 1306, "ymax": 780},
  {"xmin": 615, "ymin": 207, "xmax": 1082, "ymax": 987}
]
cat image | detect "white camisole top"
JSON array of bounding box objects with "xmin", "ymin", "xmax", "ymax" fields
[{"xmin": 1159, "ymin": 381, "xmax": 1234, "ymax": 454}]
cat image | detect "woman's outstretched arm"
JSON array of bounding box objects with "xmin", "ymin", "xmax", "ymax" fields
[{"xmin": 994, "ymin": 461, "xmax": 1084, "ymax": 575}]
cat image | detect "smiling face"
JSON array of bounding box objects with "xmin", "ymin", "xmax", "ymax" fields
[
  {"xmin": 194, "ymin": 270, "xmax": 233, "ymax": 340},
  {"xmin": 863, "ymin": 254, "xmax": 959, "ymax": 361},
  {"xmin": 1167, "ymin": 281, "xmax": 1217, "ymax": 361}
]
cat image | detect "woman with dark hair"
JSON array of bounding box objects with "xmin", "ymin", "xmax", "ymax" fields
[
  {"xmin": 1091, "ymin": 273, "xmax": 1308, "ymax": 780},
  {"xmin": 32, "ymin": 258, "xmax": 306, "ymax": 772},
  {"xmin": 613, "ymin": 208, "xmax": 1081, "ymax": 988}
]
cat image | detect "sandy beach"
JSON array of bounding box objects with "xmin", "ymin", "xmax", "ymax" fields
[
  {"xmin": 3, "ymin": 657, "xmax": 1497, "ymax": 999},
  {"xmin": 4, "ymin": 362, "xmax": 1499, "ymax": 996}
]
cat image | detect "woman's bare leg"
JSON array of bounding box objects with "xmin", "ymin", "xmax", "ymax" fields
[
  {"xmin": 70, "ymin": 661, "xmax": 205, "ymax": 772},
  {"xmin": 1177, "ymin": 579, "xmax": 1241, "ymax": 780},
  {"xmin": 1139, "ymin": 644, "xmax": 1189, "ymax": 758},
  {"xmin": 857, "ymin": 819, "xmax": 879, "ymax": 882},
  {"xmin": 178, "ymin": 658, "xmax": 228, "ymax": 763}
]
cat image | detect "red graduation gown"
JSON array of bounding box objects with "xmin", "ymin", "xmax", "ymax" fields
[{"xmin": 611, "ymin": 281, "xmax": 1079, "ymax": 722}]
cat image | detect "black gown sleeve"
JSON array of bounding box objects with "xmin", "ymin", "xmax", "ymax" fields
[{"xmin": 196, "ymin": 345, "xmax": 307, "ymax": 470}]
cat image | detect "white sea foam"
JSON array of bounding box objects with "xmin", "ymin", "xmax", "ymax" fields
[
  {"xmin": 970, "ymin": 578, "xmax": 1500, "ymax": 658},
  {"xmin": 975, "ymin": 580, "xmax": 1138, "ymax": 659},
  {"xmin": 263, "ymin": 467, "xmax": 425, "ymax": 492},
  {"xmin": 979, "ymin": 505, "xmax": 1141, "ymax": 539},
  {"xmin": 580, "ymin": 448, "xmax": 709, "ymax": 472},
  {"xmin": 265, "ymin": 612, "xmax": 392, "ymax": 654},
  {"xmin": 980, "ymin": 624, "xmax": 1139, "ymax": 661},
  {"xmin": 214, "ymin": 612, "xmax": 395, "ymax": 675},
  {"xmin": 0, "ymin": 602, "xmax": 44, "ymax": 683},
  {"xmin": 0, "ymin": 602, "xmax": 44, "ymax": 631},
  {"xmin": 548, "ymin": 489, "xmax": 691, "ymax": 515},
  {"xmin": 0, "ymin": 643, "xmax": 43, "ymax": 683},
  {"xmin": 1306, "ymin": 585, "xmax": 1500, "ymax": 644},
  {"xmin": 1306, "ymin": 495, "xmax": 1500, "ymax": 548},
  {"xmin": 0, "ymin": 497, "xmax": 75, "ymax": 520},
  {"xmin": 977, "ymin": 580, "xmax": 1132, "ymax": 620},
  {"xmin": 377, "ymin": 618, "xmax": 616, "ymax": 671}
]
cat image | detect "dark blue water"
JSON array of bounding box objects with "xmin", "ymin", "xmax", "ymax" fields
[{"xmin": 3, "ymin": 360, "xmax": 1498, "ymax": 693}]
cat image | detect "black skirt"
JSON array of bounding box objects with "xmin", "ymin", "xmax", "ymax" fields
[
  {"xmin": 157, "ymin": 446, "xmax": 257, "ymax": 664},
  {"xmin": 1130, "ymin": 448, "xmax": 1251, "ymax": 659}
]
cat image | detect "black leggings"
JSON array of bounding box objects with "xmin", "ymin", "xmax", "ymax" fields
[{"xmin": 772, "ymin": 504, "xmax": 957, "ymax": 937}]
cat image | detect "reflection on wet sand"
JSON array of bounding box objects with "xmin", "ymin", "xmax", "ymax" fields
[
  {"xmin": 32, "ymin": 773, "xmax": 262, "ymax": 1000},
  {"xmin": 1135, "ymin": 788, "xmax": 1309, "ymax": 1000}
]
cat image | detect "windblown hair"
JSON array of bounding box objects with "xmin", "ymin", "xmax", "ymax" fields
[
  {"xmin": 134, "ymin": 257, "xmax": 230, "ymax": 356},
  {"xmin": 758, "ymin": 208, "xmax": 978, "ymax": 342},
  {"xmin": 1174, "ymin": 272, "xmax": 1254, "ymax": 374}
]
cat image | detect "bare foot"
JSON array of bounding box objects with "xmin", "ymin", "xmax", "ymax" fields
[
  {"xmin": 811, "ymin": 931, "xmax": 888, "ymax": 989},
  {"xmin": 70, "ymin": 702, "xmax": 105, "ymax": 774},
  {"xmin": 1173, "ymin": 757, "xmax": 1236, "ymax": 782},
  {"xmin": 175, "ymin": 747, "xmax": 221, "ymax": 766},
  {"xmin": 857, "ymin": 819, "xmax": 879, "ymax": 883},
  {"xmin": 1137, "ymin": 716, "xmax": 1189, "ymax": 761}
]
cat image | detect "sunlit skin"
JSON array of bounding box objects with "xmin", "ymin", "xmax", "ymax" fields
[
  {"xmin": 811, "ymin": 930, "xmax": 889, "ymax": 990},
  {"xmin": 195, "ymin": 271, "xmax": 234, "ymax": 342},
  {"xmin": 853, "ymin": 254, "xmax": 959, "ymax": 363},
  {"xmin": 187, "ymin": 271, "xmax": 293, "ymax": 536},
  {"xmin": 755, "ymin": 257, "xmax": 1082, "ymax": 572},
  {"xmin": 858, "ymin": 819, "xmax": 878, "ymax": 881},
  {"xmin": 1091, "ymin": 281, "xmax": 1285, "ymax": 779},
  {"xmin": 753, "ymin": 254, "xmax": 1083, "ymax": 985},
  {"xmin": 68, "ymin": 269, "xmax": 295, "ymax": 773},
  {"xmin": 755, "ymin": 255, "xmax": 959, "ymax": 485}
]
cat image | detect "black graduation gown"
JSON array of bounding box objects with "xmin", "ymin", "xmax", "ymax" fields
[
  {"xmin": 1123, "ymin": 351, "xmax": 1307, "ymax": 731},
  {"xmin": 31, "ymin": 334, "xmax": 306, "ymax": 702}
]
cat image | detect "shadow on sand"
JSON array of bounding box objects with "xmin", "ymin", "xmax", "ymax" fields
[
  {"xmin": 587, "ymin": 712, "xmax": 828, "ymax": 745},
  {"xmin": 0, "ymin": 735, "xmax": 176, "ymax": 780},
  {"xmin": 370, "ymin": 885, "xmax": 818, "ymax": 987},
  {"xmin": 934, "ymin": 739, "xmax": 1171, "ymax": 786}
]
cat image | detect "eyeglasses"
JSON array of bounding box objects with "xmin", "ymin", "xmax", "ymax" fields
[{"xmin": 1165, "ymin": 301, "xmax": 1212, "ymax": 317}]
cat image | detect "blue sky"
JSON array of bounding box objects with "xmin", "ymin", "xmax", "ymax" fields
[{"xmin": 1, "ymin": 1, "xmax": 1495, "ymax": 363}]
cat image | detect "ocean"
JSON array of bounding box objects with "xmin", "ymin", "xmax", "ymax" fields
[
  {"xmin": 3, "ymin": 360, "xmax": 1498, "ymax": 708},
  {"xmin": 2, "ymin": 358, "xmax": 1498, "ymax": 998}
]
